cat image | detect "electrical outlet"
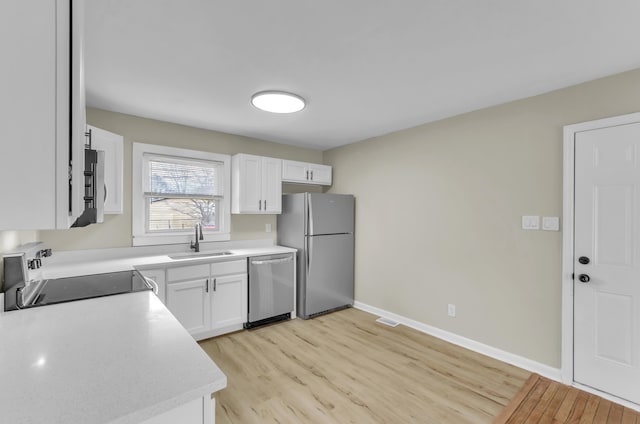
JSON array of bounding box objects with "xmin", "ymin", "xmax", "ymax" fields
[
  {"xmin": 448, "ymin": 304, "xmax": 456, "ymax": 317},
  {"xmin": 265, "ymin": 223, "xmax": 272, "ymax": 233},
  {"xmin": 522, "ymin": 215, "xmax": 540, "ymax": 230},
  {"xmin": 542, "ymin": 216, "xmax": 560, "ymax": 231}
]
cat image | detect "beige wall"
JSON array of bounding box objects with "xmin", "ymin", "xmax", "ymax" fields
[
  {"xmin": 38, "ymin": 108, "xmax": 323, "ymax": 251},
  {"xmin": 323, "ymin": 68, "xmax": 640, "ymax": 368}
]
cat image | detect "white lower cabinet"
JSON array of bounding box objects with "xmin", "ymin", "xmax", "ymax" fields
[
  {"xmin": 166, "ymin": 279, "xmax": 211, "ymax": 334},
  {"xmin": 165, "ymin": 260, "xmax": 247, "ymax": 340},
  {"xmin": 211, "ymin": 273, "xmax": 247, "ymax": 330}
]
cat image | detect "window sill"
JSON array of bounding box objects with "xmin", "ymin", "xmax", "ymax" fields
[{"xmin": 132, "ymin": 232, "xmax": 231, "ymax": 247}]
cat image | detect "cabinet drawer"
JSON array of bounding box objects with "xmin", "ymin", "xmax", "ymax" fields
[
  {"xmin": 211, "ymin": 260, "xmax": 246, "ymax": 276},
  {"xmin": 167, "ymin": 264, "xmax": 210, "ymax": 282}
]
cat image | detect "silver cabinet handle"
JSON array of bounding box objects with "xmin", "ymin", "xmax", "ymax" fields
[
  {"xmin": 213, "ymin": 278, "xmax": 217, "ymax": 291},
  {"xmin": 258, "ymin": 200, "xmax": 262, "ymax": 210},
  {"xmin": 306, "ymin": 170, "xmax": 309, "ymax": 180},
  {"xmin": 310, "ymin": 170, "xmax": 314, "ymax": 180},
  {"xmin": 205, "ymin": 279, "xmax": 209, "ymax": 292},
  {"xmin": 264, "ymin": 199, "xmax": 267, "ymax": 210}
]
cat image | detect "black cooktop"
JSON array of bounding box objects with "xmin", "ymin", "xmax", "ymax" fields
[{"xmin": 5, "ymin": 270, "xmax": 152, "ymax": 311}]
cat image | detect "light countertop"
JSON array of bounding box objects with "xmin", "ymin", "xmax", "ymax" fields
[
  {"xmin": 0, "ymin": 291, "xmax": 227, "ymax": 424},
  {"xmin": 39, "ymin": 244, "xmax": 297, "ymax": 279}
]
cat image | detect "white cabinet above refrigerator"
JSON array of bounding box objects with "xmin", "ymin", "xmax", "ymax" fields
[{"xmin": 282, "ymin": 160, "xmax": 332, "ymax": 186}]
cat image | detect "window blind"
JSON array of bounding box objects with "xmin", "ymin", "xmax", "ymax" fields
[{"xmin": 143, "ymin": 154, "xmax": 223, "ymax": 198}]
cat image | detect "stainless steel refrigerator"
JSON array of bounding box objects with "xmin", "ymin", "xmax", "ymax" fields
[{"xmin": 277, "ymin": 193, "xmax": 354, "ymax": 319}]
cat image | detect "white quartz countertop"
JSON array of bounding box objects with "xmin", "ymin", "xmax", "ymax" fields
[
  {"xmin": 0, "ymin": 291, "xmax": 227, "ymax": 424},
  {"xmin": 40, "ymin": 244, "xmax": 297, "ymax": 279}
]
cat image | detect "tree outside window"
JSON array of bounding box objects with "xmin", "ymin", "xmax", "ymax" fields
[{"xmin": 144, "ymin": 156, "xmax": 223, "ymax": 232}]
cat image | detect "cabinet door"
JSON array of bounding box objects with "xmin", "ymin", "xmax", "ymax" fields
[
  {"xmin": 88, "ymin": 125, "xmax": 124, "ymax": 214},
  {"xmin": 282, "ymin": 160, "xmax": 332, "ymax": 186},
  {"xmin": 0, "ymin": 0, "xmax": 60, "ymax": 229},
  {"xmin": 166, "ymin": 279, "xmax": 211, "ymax": 334},
  {"xmin": 281, "ymin": 160, "xmax": 309, "ymax": 183},
  {"xmin": 68, "ymin": 0, "xmax": 86, "ymax": 228},
  {"xmin": 261, "ymin": 157, "xmax": 282, "ymax": 213},
  {"xmin": 0, "ymin": 0, "xmax": 85, "ymax": 229},
  {"xmin": 232, "ymin": 154, "xmax": 261, "ymax": 213},
  {"xmin": 211, "ymin": 273, "xmax": 247, "ymax": 330},
  {"xmin": 308, "ymin": 163, "xmax": 332, "ymax": 186}
]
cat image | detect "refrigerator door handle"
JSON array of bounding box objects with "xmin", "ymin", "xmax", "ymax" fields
[
  {"xmin": 307, "ymin": 193, "xmax": 313, "ymax": 235},
  {"xmin": 306, "ymin": 237, "xmax": 311, "ymax": 276}
]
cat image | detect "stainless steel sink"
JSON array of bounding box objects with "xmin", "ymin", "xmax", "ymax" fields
[{"xmin": 168, "ymin": 251, "xmax": 234, "ymax": 260}]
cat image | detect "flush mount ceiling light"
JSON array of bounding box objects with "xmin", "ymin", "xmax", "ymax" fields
[{"xmin": 251, "ymin": 91, "xmax": 305, "ymax": 114}]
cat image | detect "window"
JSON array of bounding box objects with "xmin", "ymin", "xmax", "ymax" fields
[
  {"xmin": 144, "ymin": 155, "xmax": 222, "ymax": 232},
  {"xmin": 132, "ymin": 143, "xmax": 231, "ymax": 246}
]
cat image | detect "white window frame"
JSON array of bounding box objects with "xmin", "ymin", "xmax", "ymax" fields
[{"xmin": 132, "ymin": 143, "xmax": 231, "ymax": 246}]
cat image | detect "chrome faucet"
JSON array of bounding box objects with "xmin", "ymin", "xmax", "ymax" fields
[{"xmin": 190, "ymin": 223, "xmax": 204, "ymax": 252}]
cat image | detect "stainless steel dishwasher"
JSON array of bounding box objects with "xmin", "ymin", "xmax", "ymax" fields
[{"xmin": 245, "ymin": 253, "xmax": 295, "ymax": 328}]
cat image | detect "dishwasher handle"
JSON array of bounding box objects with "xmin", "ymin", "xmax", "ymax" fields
[{"xmin": 251, "ymin": 256, "xmax": 293, "ymax": 266}]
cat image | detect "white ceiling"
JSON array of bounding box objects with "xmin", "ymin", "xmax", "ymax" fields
[{"xmin": 85, "ymin": 1, "xmax": 640, "ymax": 151}]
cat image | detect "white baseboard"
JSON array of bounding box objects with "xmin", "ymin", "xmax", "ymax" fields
[{"xmin": 353, "ymin": 301, "xmax": 562, "ymax": 382}]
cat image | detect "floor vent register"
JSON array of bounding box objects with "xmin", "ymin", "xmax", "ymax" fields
[{"xmin": 375, "ymin": 317, "xmax": 400, "ymax": 327}]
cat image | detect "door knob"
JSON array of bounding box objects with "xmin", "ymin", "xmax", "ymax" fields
[
  {"xmin": 578, "ymin": 256, "xmax": 590, "ymax": 265},
  {"xmin": 578, "ymin": 274, "xmax": 590, "ymax": 283}
]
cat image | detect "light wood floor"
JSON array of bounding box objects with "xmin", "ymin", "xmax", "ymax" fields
[
  {"xmin": 494, "ymin": 374, "xmax": 640, "ymax": 424},
  {"xmin": 198, "ymin": 308, "xmax": 530, "ymax": 423}
]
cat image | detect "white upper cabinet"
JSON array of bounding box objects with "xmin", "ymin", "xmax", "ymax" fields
[
  {"xmin": 0, "ymin": 0, "xmax": 86, "ymax": 230},
  {"xmin": 282, "ymin": 160, "xmax": 332, "ymax": 186},
  {"xmin": 232, "ymin": 154, "xmax": 282, "ymax": 214},
  {"xmin": 88, "ymin": 125, "xmax": 124, "ymax": 214},
  {"xmin": 307, "ymin": 163, "xmax": 333, "ymax": 185}
]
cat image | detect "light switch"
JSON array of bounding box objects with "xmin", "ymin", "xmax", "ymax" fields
[
  {"xmin": 542, "ymin": 216, "xmax": 560, "ymax": 231},
  {"xmin": 522, "ymin": 216, "xmax": 540, "ymax": 230}
]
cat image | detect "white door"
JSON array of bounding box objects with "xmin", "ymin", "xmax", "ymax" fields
[
  {"xmin": 166, "ymin": 279, "xmax": 210, "ymax": 334},
  {"xmin": 239, "ymin": 155, "xmax": 262, "ymax": 213},
  {"xmin": 211, "ymin": 274, "xmax": 247, "ymax": 330},
  {"xmin": 281, "ymin": 160, "xmax": 309, "ymax": 183},
  {"xmin": 307, "ymin": 163, "xmax": 332, "ymax": 185},
  {"xmin": 574, "ymin": 122, "xmax": 640, "ymax": 404},
  {"xmin": 88, "ymin": 125, "xmax": 124, "ymax": 214},
  {"xmin": 261, "ymin": 157, "xmax": 282, "ymax": 213}
]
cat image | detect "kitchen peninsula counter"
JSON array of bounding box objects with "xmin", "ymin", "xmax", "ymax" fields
[{"xmin": 0, "ymin": 291, "xmax": 226, "ymax": 423}]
